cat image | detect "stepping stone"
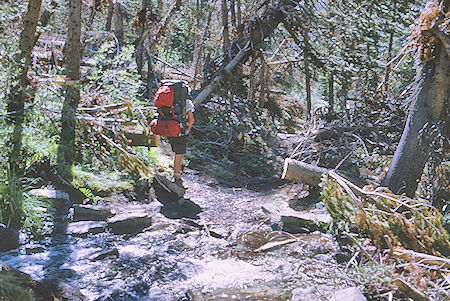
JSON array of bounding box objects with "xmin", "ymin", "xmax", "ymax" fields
[
  {"xmin": 154, "ymin": 174, "xmax": 185, "ymax": 198},
  {"xmin": 66, "ymin": 221, "xmax": 107, "ymax": 237},
  {"xmin": 107, "ymin": 212, "xmax": 151, "ymax": 235},
  {"xmin": 73, "ymin": 204, "xmax": 112, "ymax": 221}
]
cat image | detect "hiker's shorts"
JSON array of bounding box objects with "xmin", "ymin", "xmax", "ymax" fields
[{"xmin": 168, "ymin": 136, "xmax": 186, "ymax": 155}]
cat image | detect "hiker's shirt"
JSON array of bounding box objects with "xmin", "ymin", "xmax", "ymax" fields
[{"xmin": 185, "ymin": 99, "xmax": 195, "ymax": 114}]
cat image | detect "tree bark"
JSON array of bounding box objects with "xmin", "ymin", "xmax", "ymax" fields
[
  {"xmin": 105, "ymin": 2, "xmax": 113, "ymax": 32},
  {"xmin": 248, "ymin": 58, "xmax": 258, "ymax": 102},
  {"xmin": 193, "ymin": 0, "xmax": 215, "ymax": 89},
  {"xmin": 259, "ymin": 54, "xmax": 266, "ymax": 107},
  {"xmin": 57, "ymin": 0, "xmax": 81, "ymax": 179},
  {"xmin": 236, "ymin": 0, "xmax": 241, "ymax": 28},
  {"xmin": 282, "ymin": 158, "xmax": 329, "ymax": 186},
  {"xmin": 191, "ymin": 0, "xmax": 202, "ymax": 74},
  {"xmin": 7, "ymin": 0, "xmax": 42, "ymax": 175},
  {"xmin": 303, "ymin": 27, "xmax": 312, "ymax": 120},
  {"xmin": 328, "ymin": 72, "xmax": 334, "ymax": 117},
  {"xmin": 113, "ymin": 2, "xmax": 124, "ymax": 50},
  {"xmin": 382, "ymin": 39, "xmax": 449, "ymax": 196},
  {"xmin": 230, "ymin": 0, "xmax": 236, "ymax": 29},
  {"xmin": 383, "ymin": 31, "xmax": 394, "ymax": 92},
  {"xmin": 136, "ymin": 0, "xmax": 149, "ymax": 75},
  {"xmin": 221, "ymin": 0, "xmax": 230, "ymax": 53}
]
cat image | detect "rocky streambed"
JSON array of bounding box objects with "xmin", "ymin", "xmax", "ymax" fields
[{"xmin": 0, "ymin": 169, "xmax": 366, "ymax": 300}]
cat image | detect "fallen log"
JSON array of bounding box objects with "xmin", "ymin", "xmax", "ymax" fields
[
  {"xmin": 193, "ymin": 0, "xmax": 300, "ymax": 107},
  {"xmin": 393, "ymin": 279, "xmax": 431, "ymax": 301},
  {"xmin": 281, "ymin": 158, "xmax": 329, "ymax": 186},
  {"xmin": 393, "ymin": 248, "xmax": 450, "ymax": 269},
  {"xmin": 122, "ymin": 129, "xmax": 159, "ymax": 147},
  {"xmin": 78, "ymin": 102, "xmax": 129, "ymax": 113}
]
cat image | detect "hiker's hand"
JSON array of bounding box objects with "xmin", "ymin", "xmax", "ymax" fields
[{"xmin": 184, "ymin": 129, "xmax": 190, "ymax": 136}]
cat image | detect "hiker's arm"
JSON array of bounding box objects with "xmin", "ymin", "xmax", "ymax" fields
[{"xmin": 186, "ymin": 110, "xmax": 194, "ymax": 134}]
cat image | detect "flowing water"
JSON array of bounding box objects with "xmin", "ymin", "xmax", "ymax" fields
[{"xmin": 0, "ymin": 170, "xmax": 349, "ymax": 300}]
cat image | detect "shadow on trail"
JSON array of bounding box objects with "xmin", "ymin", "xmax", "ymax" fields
[{"xmin": 152, "ymin": 181, "xmax": 201, "ymax": 220}]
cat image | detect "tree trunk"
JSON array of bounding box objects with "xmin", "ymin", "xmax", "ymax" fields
[
  {"xmin": 339, "ymin": 78, "xmax": 349, "ymax": 114},
  {"xmin": 328, "ymin": 72, "xmax": 334, "ymax": 117},
  {"xmin": 149, "ymin": 0, "xmax": 182, "ymax": 50},
  {"xmin": 383, "ymin": 31, "xmax": 394, "ymax": 92},
  {"xmin": 281, "ymin": 20, "xmax": 311, "ymax": 119},
  {"xmin": 58, "ymin": 0, "xmax": 81, "ymax": 179},
  {"xmin": 304, "ymin": 28, "xmax": 312, "ymax": 120},
  {"xmin": 191, "ymin": 0, "xmax": 202, "ymax": 72},
  {"xmin": 221, "ymin": 0, "xmax": 230, "ymax": 53},
  {"xmin": 382, "ymin": 40, "xmax": 449, "ymax": 196},
  {"xmin": 248, "ymin": 58, "xmax": 257, "ymax": 102},
  {"xmin": 236, "ymin": 0, "xmax": 241, "ymax": 28},
  {"xmin": 259, "ymin": 54, "xmax": 266, "ymax": 107},
  {"xmin": 230, "ymin": 0, "xmax": 236, "ymax": 29},
  {"xmin": 194, "ymin": 0, "xmax": 300, "ymax": 106},
  {"xmin": 105, "ymin": 2, "xmax": 113, "ymax": 32},
  {"xmin": 136, "ymin": 0, "xmax": 149, "ymax": 75},
  {"xmin": 282, "ymin": 158, "xmax": 329, "ymax": 186},
  {"xmin": 7, "ymin": 0, "xmax": 42, "ymax": 175},
  {"xmin": 145, "ymin": 52, "xmax": 158, "ymax": 98},
  {"xmin": 193, "ymin": 1, "xmax": 215, "ymax": 89},
  {"xmin": 113, "ymin": 2, "xmax": 124, "ymax": 50}
]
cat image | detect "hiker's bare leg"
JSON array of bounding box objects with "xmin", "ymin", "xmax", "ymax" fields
[{"xmin": 174, "ymin": 154, "xmax": 183, "ymax": 179}]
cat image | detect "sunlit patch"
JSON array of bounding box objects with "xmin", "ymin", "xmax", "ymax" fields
[
  {"xmin": 117, "ymin": 245, "xmax": 153, "ymax": 257},
  {"xmin": 185, "ymin": 257, "xmax": 276, "ymax": 290}
]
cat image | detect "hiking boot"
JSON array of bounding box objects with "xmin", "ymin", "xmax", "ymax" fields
[
  {"xmin": 174, "ymin": 177, "xmax": 184, "ymax": 189},
  {"xmin": 155, "ymin": 173, "xmax": 185, "ymax": 198}
]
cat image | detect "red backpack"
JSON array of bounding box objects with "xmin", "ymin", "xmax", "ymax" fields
[{"xmin": 150, "ymin": 81, "xmax": 188, "ymax": 137}]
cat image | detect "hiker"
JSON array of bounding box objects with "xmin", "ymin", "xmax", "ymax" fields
[
  {"xmin": 169, "ymin": 97, "xmax": 194, "ymax": 188},
  {"xmin": 150, "ymin": 81, "xmax": 194, "ymax": 189}
]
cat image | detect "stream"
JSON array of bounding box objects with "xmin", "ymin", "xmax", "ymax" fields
[{"xmin": 0, "ymin": 169, "xmax": 352, "ymax": 300}]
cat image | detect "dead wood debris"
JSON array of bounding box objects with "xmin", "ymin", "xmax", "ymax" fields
[
  {"xmin": 76, "ymin": 100, "xmax": 158, "ymax": 179},
  {"xmin": 321, "ymin": 170, "xmax": 450, "ymax": 300}
]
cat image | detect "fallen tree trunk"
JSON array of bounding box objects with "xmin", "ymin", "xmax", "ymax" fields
[
  {"xmin": 121, "ymin": 129, "xmax": 159, "ymax": 147},
  {"xmin": 193, "ymin": 0, "xmax": 300, "ymax": 107},
  {"xmin": 281, "ymin": 158, "xmax": 329, "ymax": 186}
]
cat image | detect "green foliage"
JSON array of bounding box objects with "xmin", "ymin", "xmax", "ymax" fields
[
  {"xmin": 320, "ymin": 175, "xmax": 359, "ymax": 233},
  {"xmin": 0, "ymin": 273, "xmax": 33, "ymax": 301},
  {"xmin": 345, "ymin": 263, "xmax": 395, "ymax": 293},
  {"xmin": 133, "ymin": 146, "xmax": 159, "ymax": 171},
  {"xmin": 82, "ymin": 42, "xmax": 142, "ymax": 104},
  {"xmin": 0, "ymin": 171, "xmax": 24, "ymax": 228},
  {"xmin": 71, "ymin": 165, "xmax": 134, "ymax": 197},
  {"xmin": 21, "ymin": 195, "xmax": 54, "ymax": 238},
  {"xmin": 0, "ymin": 169, "xmax": 53, "ymax": 235}
]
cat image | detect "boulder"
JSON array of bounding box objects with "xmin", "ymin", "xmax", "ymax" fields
[
  {"xmin": 0, "ymin": 225, "xmax": 20, "ymax": 252},
  {"xmin": 281, "ymin": 208, "xmax": 331, "ymax": 233},
  {"xmin": 66, "ymin": 221, "xmax": 107, "ymax": 237},
  {"xmin": 107, "ymin": 212, "xmax": 151, "ymax": 235},
  {"xmin": 91, "ymin": 248, "xmax": 119, "ymax": 261},
  {"xmin": 29, "ymin": 187, "xmax": 70, "ymax": 201},
  {"xmin": 330, "ymin": 287, "xmax": 367, "ymax": 301},
  {"xmin": 72, "ymin": 204, "xmax": 112, "ymax": 221}
]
